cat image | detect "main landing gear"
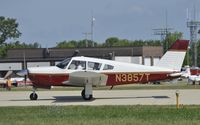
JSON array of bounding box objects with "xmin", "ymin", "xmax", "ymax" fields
[
  {"xmin": 81, "ymin": 89, "xmax": 93, "ymax": 100},
  {"xmin": 30, "ymin": 87, "xmax": 38, "ymax": 100},
  {"xmin": 81, "ymin": 84, "xmax": 93, "ymax": 100}
]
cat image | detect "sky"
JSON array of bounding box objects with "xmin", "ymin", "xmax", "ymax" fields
[{"xmin": 0, "ymin": 0, "xmax": 200, "ymax": 47}]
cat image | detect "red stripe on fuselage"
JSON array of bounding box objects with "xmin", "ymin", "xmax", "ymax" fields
[
  {"xmin": 28, "ymin": 74, "xmax": 69, "ymax": 88},
  {"xmin": 28, "ymin": 71, "xmax": 177, "ymax": 88}
]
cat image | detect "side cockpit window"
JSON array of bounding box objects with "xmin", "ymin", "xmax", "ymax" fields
[
  {"xmin": 56, "ymin": 58, "xmax": 71, "ymax": 69},
  {"xmin": 88, "ymin": 62, "xmax": 102, "ymax": 70},
  {"xmin": 68, "ymin": 60, "xmax": 86, "ymax": 70},
  {"xmin": 103, "ymin": 64, "xmax": 114, "ymax": 70}
]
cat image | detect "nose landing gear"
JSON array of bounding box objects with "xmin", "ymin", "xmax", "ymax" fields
[{"xmin": 30, "ymin": 87, "xmax": 38, "ymax": 100}]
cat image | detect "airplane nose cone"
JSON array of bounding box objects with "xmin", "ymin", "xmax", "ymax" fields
[{"xmin": 17, "ymin": 69, "xmax": 28, "ymax": 76}]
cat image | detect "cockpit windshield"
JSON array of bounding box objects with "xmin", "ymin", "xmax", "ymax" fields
[{"xmin": 56, "ymin": 58, "xmax": 71, "ymax": 69}]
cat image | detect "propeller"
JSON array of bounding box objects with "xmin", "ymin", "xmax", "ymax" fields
[
  {"xmin": 16, "ymin": 51, "xmax": 28, "ymax": 87},
  {"xmin": 16, "ymin": 69, "xmax": 28, "ymax": 87}
]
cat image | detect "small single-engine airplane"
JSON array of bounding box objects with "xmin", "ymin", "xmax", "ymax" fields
[
  {"xmin": 181, "ymin": 66, "xmax": 200, "ymax": 84},
  {"xmin": 0, "ymin": 71, "xmax": 13, "ymax": 87},
  {"xmin": 18, "ymin": 39, "xmax": 189, "ymax": 100}
]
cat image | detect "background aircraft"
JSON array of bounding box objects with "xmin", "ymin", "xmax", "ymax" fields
[
  {"xmin": 18, "ymin": 40, "xmax": 189, "ymax": 100},
  {"xmin": 181, "ymin": 66, "xmax": 200, "ymax": 85},
  {"xmin": 0, "ymin": 70, "xmax": 32, "ymax": 89},
  {"xmin": 0, "ymin": 71, "xmax": 13, "ymax": 88}
]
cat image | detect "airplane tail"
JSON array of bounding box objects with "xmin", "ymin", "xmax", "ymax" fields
[{"xmin": 155, "ymin": 40, "xmax": 189, "ymax": 71}]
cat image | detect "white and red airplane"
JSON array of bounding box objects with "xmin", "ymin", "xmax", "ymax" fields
[
  {"xmin": 181, "ymin": 66, "xmax": 200, "ymax": 84},
  {"xmin": 18, "ymin": 40, "xmax": 189, "ymax": 100}
]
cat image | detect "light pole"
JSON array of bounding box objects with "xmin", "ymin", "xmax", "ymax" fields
[
  {"xmin": 83, "ymin": 32, "xmax": 91, "ymax": 47},
  {"xmin": 91, "ymin": 15, "xmax": 95, "ymax": 47}
]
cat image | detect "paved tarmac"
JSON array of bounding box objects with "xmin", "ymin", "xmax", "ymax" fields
[{"xmin": 0, "ymin": 90, "xmax": 200, "ymax": 106}]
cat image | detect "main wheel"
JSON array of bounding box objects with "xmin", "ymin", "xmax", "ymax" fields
[
  {"xmin": 30, "ymin": 93, "xmax": 38, "ymax": 100},
  {"xmin": 81, "ymin": 89, "xmax": 93, "ymax": 100}
]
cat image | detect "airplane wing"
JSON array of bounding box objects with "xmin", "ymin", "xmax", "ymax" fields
[{"xmin": 62, "ymin": 71, "xmax": 108, "ymax": 86}]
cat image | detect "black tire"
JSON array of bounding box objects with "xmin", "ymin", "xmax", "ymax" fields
[
  {"xmin": 81, "ymin": 89, "xmax": 85, "ymax": 97},
  {"xmin": 81, "ymin": 89, "xmax": 93, "ymax": 100},
  {"xmin": 30, "ymin": 93, "xmax": 38, "ymax": 100}
]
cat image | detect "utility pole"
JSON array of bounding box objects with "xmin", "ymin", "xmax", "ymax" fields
[
  {"xmin": 187, "ymin": 7, "xmax": 200, "ymax": 67},
  {"xmin": 83, "ymin": 32, "xmax": 91, "ymax": 47},
  {"xmin": 153, "ymin": 10, "xmax": 173, "ymax": 52},
  {"xmin": 91, "ymin": 14, "xmax": 95, "ymax": 47}
]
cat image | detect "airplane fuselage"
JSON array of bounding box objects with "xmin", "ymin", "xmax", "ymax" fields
[{"xmin": 28, "ymin": 71, "xmax": 177, "ymax": 88}]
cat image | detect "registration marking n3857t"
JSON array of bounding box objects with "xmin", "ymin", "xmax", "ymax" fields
[{"xmin": 115, "ymin": 73, "xmax": 150, "ymax": 83}]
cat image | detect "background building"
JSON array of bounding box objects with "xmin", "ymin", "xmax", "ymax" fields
[{"xmin": 0, "ymin": 46, "xmax": 163, "ymax": 76}]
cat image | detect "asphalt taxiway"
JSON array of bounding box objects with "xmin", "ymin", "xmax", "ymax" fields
[{"xmin": 0, "ymin": 90, "xmax": 200, "ymax": 106}]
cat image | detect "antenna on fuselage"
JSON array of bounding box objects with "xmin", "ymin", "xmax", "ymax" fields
[{"xmin": 72, "ymin": 50, "xmax": 80, "ymax": 57}]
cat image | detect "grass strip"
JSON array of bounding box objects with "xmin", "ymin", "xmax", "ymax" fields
[{"xmin": 0, "ymin": 105, "xmax": 200, "ymax": 125}]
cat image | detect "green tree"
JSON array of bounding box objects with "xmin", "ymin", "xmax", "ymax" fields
[
  {"xmin": 56, "ymin": 40, "xmax": 77, "ymax": 48},
  {"xmin": 78, "ymin": 39, "xmax": 97, "ymax": 47},
  {"xmin": 130, "ymin": 40, "xmax": 146, "ymax": 46},
  {"xmin": 104, "ymin": 37, "xmax": 119, "ymax": 47},
  {"xmin": 56, "ymin": 40, "xmax": 98, "ymax": 48},
  {"xmin": 144, "ymin": 40, "xmax": 161, "ymax": 46},
  {"xmin": 0, "ymin": 16, "xmax": 21, "ymax": 44},
  {"xmin": 0, "ymin": 41, "xmax": 41, "ymax": 57},
  {"xmin": 196, "ymin": 40, "xmax": 200, "ymax": 67}
]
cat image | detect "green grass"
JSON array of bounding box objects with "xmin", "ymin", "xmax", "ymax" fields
[{"xmin": 0, "ymin": 105, "xmax": 200, "ymax": 125}]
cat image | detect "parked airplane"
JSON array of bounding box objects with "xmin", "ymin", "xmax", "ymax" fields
[
  {"xmin": 10, "ymin": 77, "xmax": 32, "ymax": 87},
  {"xmin": 181, "ymin": 66, "xmax": 200, "ymax": 84},
  {"xmin": 0, "ymin": 70, "xmax": 32, "ymax": 88},
  {"xmin": 18, "ymin": 40, "xmax": 189, "ymax": 100},
  {"xmin": 0, "ymin": 71, "xmax": 13, "ymax": 87}
]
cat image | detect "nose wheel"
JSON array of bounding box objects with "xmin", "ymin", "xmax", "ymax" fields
[
  {"xmin": 30, "ymin": 93, "xmax": 38, "ymax": 100},
  {"xmin": 30, "ymin": 87, "xmax": 38, "ymax": 100}
]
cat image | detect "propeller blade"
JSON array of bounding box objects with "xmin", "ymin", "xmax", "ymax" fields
[
  {"xmin": 4, "ymin": 71, "xmax": 13, "ymax": 79},
  {"xmin": 24, "ymin": 75, "xmax": 27, "ymax": 87}
]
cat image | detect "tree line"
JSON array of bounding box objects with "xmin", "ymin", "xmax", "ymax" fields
[{"xmin": 55, "ymin": 32, "xmax": 182, "ymax": 50}]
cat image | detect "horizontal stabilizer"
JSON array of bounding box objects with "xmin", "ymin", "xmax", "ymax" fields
[{"xmin": 169, "ymin": 72, "xmax": 183, "ymax": 77}]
